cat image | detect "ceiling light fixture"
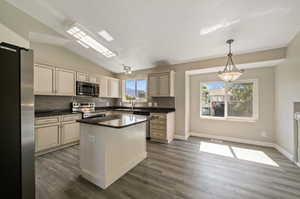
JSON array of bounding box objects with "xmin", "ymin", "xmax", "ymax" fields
[
  {"xmin": 77, "ymin": 40, "xmax": 89, "ymax": 48},
  {"xmin": 123, "ymin": 65, "xmax": 132, "ymax": 75},
  {"xmin": 98, "ymin": 30, "xmax": 114, "ymax": 42},
  {"xmin": 66, "ymin": 25, "xmax": 116, "ymax": 58},
  {"xmin": 218, "ymin": 39, "xmax": 244, "ymax": 82}
]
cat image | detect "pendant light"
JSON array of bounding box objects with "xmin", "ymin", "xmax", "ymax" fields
[
  {"xmin": 123, "ymin": 64, "xmax": 132, "ymax": 75},
  {"xmin": 218, "ymin": 39, "xmax": 244, "ymax": 82}
]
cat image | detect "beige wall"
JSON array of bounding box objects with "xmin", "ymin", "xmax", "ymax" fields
[
  {"xmin": 116, "ymin": 48, "xmax": 286, "ymax": 137},
  {"xmin": 31, "ymin": 42, "xmax": 114, "ymax": 77},
  {"xmin": 275, "ymin": 31, "xmax": 300, "ymax": 155},
  {"xmin": 0, "ymin": 22, "xmax": 29, "ymax": 48},
  {"xmin": 173, "ymin": 48, "xmax": 286, "ymax": 137},
  {"xmin": 190, "ymin": 67, "xmax": 275, "ymax": 143}
]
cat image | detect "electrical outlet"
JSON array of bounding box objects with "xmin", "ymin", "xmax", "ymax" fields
[
  {"xmin": 88, "ymin": 135, "xmax": 95, "ymax": 143},
  {"xmin": 106, "ymin": 101, "xmax": 110, "ymax": 106}
]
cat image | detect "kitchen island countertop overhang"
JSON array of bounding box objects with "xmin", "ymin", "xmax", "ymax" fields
[{"xmin": 77, "ymin": 114, "xmax": 148, "ymax": 128}]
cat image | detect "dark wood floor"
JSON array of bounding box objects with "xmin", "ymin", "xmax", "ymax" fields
[{"xmin": 36, "ymin": 137, "xmax": 300, "ymax": 199}]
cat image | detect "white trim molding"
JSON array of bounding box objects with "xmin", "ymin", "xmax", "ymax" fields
[
  {"xmin": 190, "ymin": 132, "xmax": 274, "ymax": 147},
  {"xmin": 274, "ymin": 144, "xmax": 294, "ymax": 162},
  {"xmin": 174, "ymin": 134, "xmax": 190, "ymax": 140}
]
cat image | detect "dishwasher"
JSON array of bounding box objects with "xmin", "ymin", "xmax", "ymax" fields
[{"xmin": 133, "ymin": 111, "xmax": 151, "ymax": 139}]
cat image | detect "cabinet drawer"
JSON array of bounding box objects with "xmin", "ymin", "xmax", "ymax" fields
[
  {"xmin": 62, "ymin": 114, "xmax": 81, "ymax": 122},
  {"xmin": 151, "ymin": 123, "xmax": 166, "ymax": 130},
  {"xmin": 150, "ymin": 130, "xmax": 166, "ymax": 139},
  {"xmin": 35, "ymin": 116, "xmax": 60, "ymax": 126},
  {"xmin": 150, "ymin": 119, "xmax": 166, "ymax": 125},
  {"xmin": 151, "ymin": 113, "xmax": 166, "ymax": 120}
]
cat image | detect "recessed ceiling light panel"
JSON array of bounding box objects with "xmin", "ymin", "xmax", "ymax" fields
[
  {"xmin": 66, "ymin": 25, "xmax": 116, "ymax": 58},
  {"xmin": 98, "ymin": 30, "xmax": 114, "ymax": 42}
]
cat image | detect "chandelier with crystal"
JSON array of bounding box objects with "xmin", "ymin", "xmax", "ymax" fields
[{"xmin": 218, "ymin": 39, "xmax": 244, "ymax": 82}]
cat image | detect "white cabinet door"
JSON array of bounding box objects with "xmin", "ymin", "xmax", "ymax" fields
[
  {"xmin": 77, "ymin": 72, "xmax": 89, "ymax": 82},
  {"xmin": 109, "ymin": 79, "xmax": 120, "ymax": 98},
  {"xmin": 35, "ymin": 125, "xmax": 60, "ymax": 152},
  {"xmin": 99, "ymin": 77, "xmax": 108, "ymax": 97},
  {"xmin": 55, "ymin": 68, "xmax": 76, "ymax": 96},
  {"xmin": 34, "ymin": 65, "xmax": 55, "ymax": 95},
  {"xmin": 61, "ymin": 122, "xmax": 80, "ymax": 144},
  {"xmin": 149, "ymin": 75, "xmax": 159, "ymax": 97},
  {"xmin": 89, "ymin": 76, "xmax": 97, "ymax": 83},
  {"xmin": 159, "ymin": 74, "xmax": 169, "ymax": 96}
]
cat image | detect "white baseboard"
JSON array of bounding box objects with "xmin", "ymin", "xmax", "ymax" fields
[
  {"xmin": 174, "ymin": 134, "xmax": 189, "ymax": 140},
  {"xmin": 274, "ymin": 144, "xmax": 294, "ymax": 161},
  {"xmin": 190, "ymin": 132, "xmax": 274, "ymax": 147}
]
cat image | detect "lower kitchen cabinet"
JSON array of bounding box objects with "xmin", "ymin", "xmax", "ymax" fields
[
  {"xmin": 150, "ymin": 112, "xmax": 175, "ymax": 143},
  {"xmin": 35, "ymin": 114, "xmax": 81, "ymax": 155},
  {"xmin": 35, "ymin": 124, "xmax": 60, "ymax": 152},
  {"xmin": 61, "ymin": 122, "xmax": 80, "ymax": 144}
]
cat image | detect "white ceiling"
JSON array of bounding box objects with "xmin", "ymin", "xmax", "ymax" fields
[{"xmin": 5, "ymin": 0, "xmax": 300, "ymax": 73}]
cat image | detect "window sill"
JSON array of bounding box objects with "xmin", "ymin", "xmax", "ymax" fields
[{"xmin": 200, "ymin": 116, "xmax": 258, "ymax": 123}]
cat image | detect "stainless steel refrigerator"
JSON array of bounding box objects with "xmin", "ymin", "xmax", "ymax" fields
[{"xmin": 0, "ymin": 42, "xmax": 35, "ymax": 198}]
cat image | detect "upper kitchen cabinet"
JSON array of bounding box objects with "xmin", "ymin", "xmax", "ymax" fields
[
  {"xmin": 148, "ymin": 71, "xmax": 175, "ymax": 97},
  {"xmin": 89, "ymin": 75, "xmax": 97, "ymax": 83},
  {"xmin": 98, "ymin": 76, "xmax": 108, "ymax": 97},
  {"xmin": 55, "ymin": 68, "xmax": 76, "ymax": 96},
  {"xmin": 34, "ymin": 64, "xmax": 76, "ymax": 96},
  {"xmin": 98, "ymin": 76, "xmax": 120, "ymax": 98},
  {"xmin": 77, "ymin": 72, "xmax": 89, "ymax": 82},
  {"xmin": 34, "ymin": 64, "xmax": 55, "ymax": 95},
  {"xmin": 108, "ymin": 78, "xmax": 120, "ymax": 98}
]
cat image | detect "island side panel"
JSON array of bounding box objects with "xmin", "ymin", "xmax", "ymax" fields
[
  {"xmin": 80, "ymin": 123, "xmax": 107, "ymax": 187},
  {"xmin": 105, "ymin": 123, "xmax": 147, "ymax": 187}
]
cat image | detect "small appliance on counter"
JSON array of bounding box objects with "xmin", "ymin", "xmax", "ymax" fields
[
  {"xmin": 76, "ymin": 81, "xmax": 99, "ymax": 97},
  {"xmin": 72, "ymin": 102, "xmax": 106, "ymax": 118}
]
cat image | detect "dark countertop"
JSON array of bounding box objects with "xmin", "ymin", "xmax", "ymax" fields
[
  {"xmin": 95, "ymin": 106, "xmax": 175, "ymax": 113},
  {"xmin": 77, "ymin": 114, "xmax": 148, "ymax": 128},
  {"xmin": 35, "ymin": 110, "xmax": 81, "ymax": 118},
  {"xmin": 35, "ymin": 106, "xmax": 175, "ymax": 118}
]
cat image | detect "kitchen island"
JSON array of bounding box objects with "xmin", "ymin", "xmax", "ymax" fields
[{"xmin": 77, "ymin": 114, "xmax": 148, "ymax": 189}]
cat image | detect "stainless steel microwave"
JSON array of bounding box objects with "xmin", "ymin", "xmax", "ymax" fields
[{"xmin": 76, "ymin": 81, "xmax": 99, "ymax": 97}]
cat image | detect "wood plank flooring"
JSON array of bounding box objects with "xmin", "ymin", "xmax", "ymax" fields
[{"xmin": 36, "ymin": 137, "xmax": 300, "ymax": 199}]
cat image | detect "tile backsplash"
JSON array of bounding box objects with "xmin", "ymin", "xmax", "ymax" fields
[
  {"xmin": 35, "ymin": 95, "xmax": 116, "ymax": 112},
  {"xmin": 116, "ymin": 97, "xmax": 175, "ymax": 108},
  {"xmin": 35, "ymin": 96, "xmax": 175, "ymax": 112}
]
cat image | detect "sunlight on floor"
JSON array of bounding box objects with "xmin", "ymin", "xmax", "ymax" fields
[
  {"xmin": 199, "ymin": 141, "xmax": 279, "ymax": 167},
  {"xmin": 199, "ymin": 142, "xmax": 234, "ymax": 158},
  {"xmin": 232, "ymin": 147, "xmax": 279, "ymax": 167}
]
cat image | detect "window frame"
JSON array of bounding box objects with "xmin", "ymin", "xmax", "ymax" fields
[
  {"xmin": 200, "ymin": 79, "xmax": 259, "ymax": 122},
  {"xmin": 122, "ymin": 79, "xmax": 148, "ymax": 102}
]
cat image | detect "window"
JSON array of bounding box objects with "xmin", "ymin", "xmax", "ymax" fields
[
  {"xmin": 123, "ymin": 79, "xmax": 147, "ymax": 102},
  {"xmin": 200, "ymin": 80, "xmax": 258, "ymax": 121}
]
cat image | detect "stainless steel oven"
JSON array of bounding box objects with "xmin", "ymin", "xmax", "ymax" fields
[{"xmin": 76, "ymin": 81, "xmax": 99, "ymax": 97}]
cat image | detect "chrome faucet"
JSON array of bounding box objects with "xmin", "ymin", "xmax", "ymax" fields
[{"xmin": 130, "ymin": 100, "xmax": 135, "ymax": 111}]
